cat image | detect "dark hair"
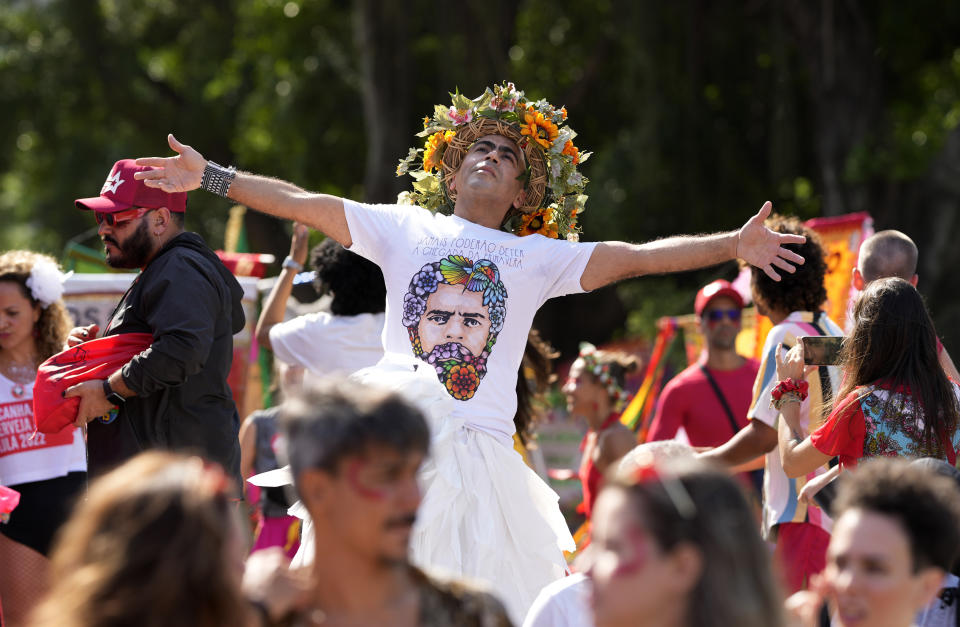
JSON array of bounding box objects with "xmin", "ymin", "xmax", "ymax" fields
[
  {"xmin": 30, "ymin": 452, "xmax": 249, "ymax": 627},
  {"xmin": 310, "ymin": 239, "xmax": 386, "ymax": 316},
  {"xmin": 749, "ymin": 214, "xmax": 827, "ymax": 316},
  {"xmin": 514, "ymin": 329, "xmax": 559, "ymax": 445},
  {"xmin": 169, "ymin": 210, "xmax": 185, "ymax": 229},
  {"xmin": 837, "ymin": 278, "xmax": 959, "ymax": 455},
  {"xmin": 607, "ymin": 459, "xmax": 783, "ymax": 627},
  {"xmin": 282, "ymin": 379, "xmax": 430, "ymax": 485},
  {"xmin": 859, "ymin": 230, "xmax": 917, "ymax": 283},
  {"xmin": 833, "ymin": 458, "xmax": 960, "ymax": 572}
]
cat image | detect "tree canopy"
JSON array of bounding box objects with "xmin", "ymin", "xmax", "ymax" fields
[{"xmin": 3, "ymin": 0, "xmax": 959, "ymax": 353}]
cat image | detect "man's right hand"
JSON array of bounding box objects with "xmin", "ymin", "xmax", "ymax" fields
[
  {"xmin": 65, "ymin": 324, "xmax": 99, "ymax": 349},
  {"xmin": 134, "ymin": 134, "xmax": 207, "ymax": 193}
]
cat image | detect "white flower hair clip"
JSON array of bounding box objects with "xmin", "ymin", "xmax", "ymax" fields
[{"xmin": 26, "ymin": 259, "xmax": 69, "ymax": 308}]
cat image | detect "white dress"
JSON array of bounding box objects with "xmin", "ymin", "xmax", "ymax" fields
[{"xmin": 280, "ymin": 355, "xmax": 573, "ymax": 625}]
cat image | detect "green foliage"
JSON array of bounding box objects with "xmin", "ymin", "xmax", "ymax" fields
[{"xmin": 3, "ymin": 0, "xmax": 960, "ymax": 349}]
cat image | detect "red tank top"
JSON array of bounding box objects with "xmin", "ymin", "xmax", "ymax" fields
[{"xmin": 578, "ymin": 413, "xmax": 621, "ymax": 520}]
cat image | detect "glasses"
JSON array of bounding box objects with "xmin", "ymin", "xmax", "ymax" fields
[
  {"xmin": 95, "ymin": 207, "xmax": 153, "ymax": 227},
  {"xmin": 705, "ymin": 309, "xmax": 741, "ymax": 323}
]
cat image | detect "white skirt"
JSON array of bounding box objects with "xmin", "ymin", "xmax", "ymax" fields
[{"xmin": 286, "ymin": 355, "xmax": 575, "ymax": 624}]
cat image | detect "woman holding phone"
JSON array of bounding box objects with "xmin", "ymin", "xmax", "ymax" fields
[{"xmin": 776, "ymin": 277, "xmax": 960, "ymax": 480}]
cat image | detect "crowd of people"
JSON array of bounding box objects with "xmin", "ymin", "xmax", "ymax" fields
[{"xmin": 1, "ymin": 82, "xmax": 958, "ymax": 627}]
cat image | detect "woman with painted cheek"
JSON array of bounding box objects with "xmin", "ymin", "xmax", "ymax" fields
[
  {"xmin": 0, "ymin": 251, "xmax": 84, "ymax": 627},
  {"xmin": 563, "ymin": 344, "xmax": 638, "ymax": 526},
  {"xmin": 588, "ymin": 458, "xmax": 784, "ymax": 627}
]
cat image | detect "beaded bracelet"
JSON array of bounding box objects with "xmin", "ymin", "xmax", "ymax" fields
[
  {"xmin": 201, "ymin": 160, "xmax": 236, "ymax": 197},
  {"xmin": 771, "ymin": 378, "xmax": 809, "ymax": 410}
]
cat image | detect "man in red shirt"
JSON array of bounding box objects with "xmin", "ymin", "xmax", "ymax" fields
[{"xmin": 647, "ymin": 280, "xmax": 760, "ymax": 448}]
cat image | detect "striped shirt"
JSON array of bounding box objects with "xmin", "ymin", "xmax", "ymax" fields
[{"xmin": 748, "ymin": 310, "xmax": 844, "ymax": 539}]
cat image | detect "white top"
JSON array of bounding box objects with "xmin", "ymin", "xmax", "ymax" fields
[
  {"xmin": 344, "ymin": 200, "xmax": 597, "ymax": 441},
  {"xmin": 0, "ymin": 375, "xmax": 86, "ymax": 486},
  {"xmin": 914, "ymin": 573, "xmax": 958, "ymax": 627},
  {"xmin": 269, "ymin": 311, "xmax": 385, "ymax": 380},
  {"xmin": 748, "ymin": 311, "xmax": 844, "ymax": 538},
  {"xmin": 522, "ymin": 572, "xmax": 593, "ymax": 627}
]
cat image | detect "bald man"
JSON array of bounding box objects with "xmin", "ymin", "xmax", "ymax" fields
[{"xmin": 854, "ymin": 229, "xmax": 959, "ymax": 381}]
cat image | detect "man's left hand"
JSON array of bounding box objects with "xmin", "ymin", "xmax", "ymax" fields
[
  {"xmin": 64, "ymin": 380, "xmax": 116, "ymax": 427},
  {"xmin": 737, "ymin": 202, "xmax": 807, "ymax": 281}
]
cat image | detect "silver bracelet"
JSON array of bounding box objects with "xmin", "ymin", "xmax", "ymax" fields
[
  {"xmin": 201, "ymin": 160, "xmax": 237, "ymax": 197},
  {"xmin": 281, "ymin": 256, "xmax": 304, "ymax": 272}
]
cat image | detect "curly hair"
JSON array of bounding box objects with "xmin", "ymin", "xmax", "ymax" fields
[
  {"xmin": 749, "ymin": 214, "xmax": 828, "ymax": 316},
  {"xmin": 310, "ymin": 239, "xmax": 386, "ymax": 316},
  {"xmin": 29, "ymin": 452, "xmax": 251, "ymax": 627},
  {"xmin": 514, "ymin": 329, "xmax": 559, "ymax": 445},
  {"xmin": 832, "ymin": 458, "xmax": 960, "ymax": 572},
  {"xmin": 0, "ymin": 250, "xmax": 71, "ymax": 362}
]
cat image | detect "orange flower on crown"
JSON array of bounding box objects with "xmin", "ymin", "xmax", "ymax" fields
[
  {"xmin": 562, "ymin": 140, "xmax": 579, "ymax": 165},
  {"xmin": 518, "ymin": 207, "xmax": 559, "ymax": 238},
  {"xmin": 423, "ymin": 130, "xmax": 456, "ymax": 172},
  {"xmin": 560, "ymin": 107, "xmax": 568, "ymax": 119},
  {"xmin": 521, "ymin": 111, "xmax": 559, "ymax": 150}
]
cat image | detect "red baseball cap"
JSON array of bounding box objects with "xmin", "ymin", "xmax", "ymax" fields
[
  {"xmin": 694, "ymin": 279, "xmax": 744, "ymax": 316},
  {"xmin": 75, "ymin": 159, "xmax": 186, "ymax": 213}
]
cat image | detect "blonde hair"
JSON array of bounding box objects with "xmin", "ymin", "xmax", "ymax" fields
[
  {"xmin": 0, "ymin": 250, "xmax": 71, "ymax": 361},
  {"xmin": 29, "ymin": 452, "xmax": 250, "ymax": 627}
]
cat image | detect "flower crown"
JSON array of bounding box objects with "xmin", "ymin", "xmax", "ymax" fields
[
  {"xmin": 578, "ymin": 342, "xmax": 630, "ymax": 411},
  {"xmin": 396, "ymin": 82, "xmax": 591, "ymax": 241}
]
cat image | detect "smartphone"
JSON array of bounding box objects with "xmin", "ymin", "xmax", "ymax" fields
[{"xmin": 799, "ymin": 336, "xmax": 844, "ymax": 366}]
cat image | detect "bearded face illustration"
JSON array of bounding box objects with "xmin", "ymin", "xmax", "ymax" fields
[{"xmin": 402, "ymin": 256, "xmax": 507, "ymax": 401}]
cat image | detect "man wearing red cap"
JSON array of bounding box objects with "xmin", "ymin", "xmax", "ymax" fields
[
  {"xmin": 64, "ymin": 159, "xmax": 246, "ymax": 484},
  {"xmin": 647, "ymin": 280, "xmax": 760, "ymax": 452}
]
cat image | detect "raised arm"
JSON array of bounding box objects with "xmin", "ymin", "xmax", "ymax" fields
[
  {"xmin": 580, "ymin": 202, "xmax": 805, "ymax": 292},
  {"xmin": 135, "ymin": 134, "xmax": 351, "ymax": 247},
  {"xmin": 256, "ymin": 223, "xmax": 309, "ymax": 350}
]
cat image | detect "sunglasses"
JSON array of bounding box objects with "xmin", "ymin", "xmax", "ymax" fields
[
  {"xmin": 705, "ymin": 309, "xmax": 742, "ymax": 323},
  {"xmin": 95, "ymin": 207, "xmax": 153, "ymax": 227}
]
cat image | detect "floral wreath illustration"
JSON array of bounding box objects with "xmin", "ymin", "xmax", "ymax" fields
[{"xmin": 402, "ymin": 255, "xmax": 508, "ymax": 401}]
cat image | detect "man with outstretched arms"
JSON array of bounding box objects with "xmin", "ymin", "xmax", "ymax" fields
[{"xmin": 136, "ymin": 83, "xmax": 804, "ymax": 623}]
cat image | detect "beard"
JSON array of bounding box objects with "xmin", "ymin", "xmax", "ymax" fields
[
  {"xmin": 103, "ymin": 219, "xmax": 154, "ymax": 269},
  {"xmin": 422, "ymin": 341, "xmax": 489, "ymax": 401}
]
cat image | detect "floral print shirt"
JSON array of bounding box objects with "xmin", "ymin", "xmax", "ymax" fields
[{"xmin": 810, "ymin": 381, "xmax": 960, "ymax": 468}]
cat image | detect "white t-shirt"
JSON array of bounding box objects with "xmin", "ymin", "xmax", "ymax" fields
[
  {"xmin": 522, "ymin": 572, "xmax": 593, "ymax": 627},
  {"xmin": 269, "ymin": 311, "xmax": 385, "ymax": 379},
  {"xmin": 748, "ymin": 311, "xmax": 844, "ymax": 538},
  {"xmin": 344, "ymin": 200, "xmax": 597, "ymax": 441},
  {"xmin": 0, "ymin": 375, "xmax": 86, "ymax": 486}
]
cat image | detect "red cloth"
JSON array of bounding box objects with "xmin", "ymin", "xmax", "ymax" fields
[
  {"xmin": 647, "ymin": 359, "xmax": 760, "ymax": 446},
  {"xmin": 32, "ymin": 333, "xmax": 153, "ymax": 434},
  {"xmin": 578, "ymin": 413, "xmax": 621, "ymax": 520},
  {"xmin": 809, "ymin": 391, "xmax": 865, "ymax": 468},
  {"xmin": 774, "ymin": 521, "xmax": 831, "ymax": 593},
  {"xmin": 0, "ymin": 485, "xmax": 19, "ymax": 514}
]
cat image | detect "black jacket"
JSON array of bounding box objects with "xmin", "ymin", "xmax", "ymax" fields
[{"xmin": 87, "ymin": 232, "xmax": 245, "ymax": 484}]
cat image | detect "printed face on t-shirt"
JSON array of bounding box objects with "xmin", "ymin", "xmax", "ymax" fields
[
  {"xmin": 402, "ymin": 255, "xmax": 508, "ymax": 401},
  {"xmin": 417, "ymin": 283, "xmax": 492, "ymax": 357}
]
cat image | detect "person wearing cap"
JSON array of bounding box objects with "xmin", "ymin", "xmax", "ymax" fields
[
  {"xmin": 647, "ymin": 280, "xmax": 760, "ymax": 453},
  {"xmin": 130, "ymin": 84, "xmax": 806, "ymax": 622},
  {"xmin": 64, "ymin": 159, "xmax": 246, "ymax": 485}
]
